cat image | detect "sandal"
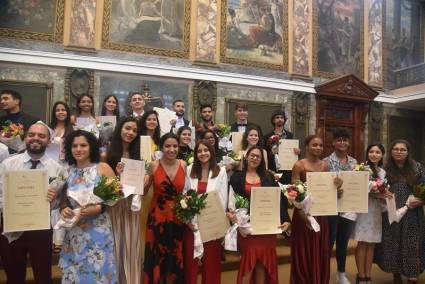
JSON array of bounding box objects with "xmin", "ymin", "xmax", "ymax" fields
[{"xmin": 53, "ymin": 244, "xmax": 62, "ymax": 254}]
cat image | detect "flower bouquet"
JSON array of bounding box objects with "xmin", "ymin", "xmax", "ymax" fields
[
  {"xmin": 216, "ymin": 124, "xmax": 232, "ymax": 151},
  {"xmin": 267, "ymin": 135, "xmax": 282, "ymax": 169},
  {"xmin": 279, "ymin": 181, "xmax": 320, "ymax": 232},
  {"xmin": 174, "ymin": 189, "xmax": 208, "ymax": 223},
  {"xmin": 0, "ymin": 120, "xmax": 25, "ymax": 151},
  {"xmin": 183, "ymin": 152, "xmax": 194, "ymax": 165},
  {"xmin": 370, "ymin": 177, "xmax": 390, "ymax": 194},
  {"xmin": 219, "ymin": 150, "xmax": 242, "ymax": 166},
  {"xmin": 93, "ymin": 176, "xmax": 124, "ymax": 206},
  {"xmin": 354, "ymin": 163, "xmax": 371, "ymax": 172},
  {"xmin": 174, "ymin": 189, "xmax": 208, "ymax": 259},
  {"xmin": 225, "ymin": 193, "xmax": 252, "ymax": 251}
]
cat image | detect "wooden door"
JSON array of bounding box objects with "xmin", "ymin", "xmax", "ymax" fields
[{"xmin": 315, "ymin": 75, "xmax": 378, "ymax": 162}]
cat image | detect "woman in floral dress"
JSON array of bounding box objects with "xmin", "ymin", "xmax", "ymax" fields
[{"xmin": 59, "ymin": 130, "xmax": 117, "ymax": 283}]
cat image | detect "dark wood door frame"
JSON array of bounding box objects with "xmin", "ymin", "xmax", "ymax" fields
[{"xmin": 315, "ymin": 75, "xmax": 379, "ymax": 161}]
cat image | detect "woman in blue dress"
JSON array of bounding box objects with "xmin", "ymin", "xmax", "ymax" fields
[{"xmin": 59, "ymin": 130, "xmax": 117, "ymax": 283}]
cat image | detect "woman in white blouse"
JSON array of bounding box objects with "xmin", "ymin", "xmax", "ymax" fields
[{"xmin": 183, "ymin": 139, "xmax": 228, "ymax": 284}]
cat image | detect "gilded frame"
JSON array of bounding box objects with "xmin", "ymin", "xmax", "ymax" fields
[
  {"xmin": 0, "ymin": 0, "xmax": 65, "ymax": 43},
  {"xmin": 220, "ymin": 0, "xmax": 288, "ymax": 71},
  {"xmin": 312, "ymin": 0, "xmax": 364, "ymax": 79},
  {"xmin": 101, "ymin": 0, "xmax": 191, "ymax": 58},
  {"xmin": 0, "ymin": 80, "xmax": 53, "ymax": 123}
]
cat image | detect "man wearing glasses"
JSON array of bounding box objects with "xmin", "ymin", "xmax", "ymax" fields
[{"xmin": 324, "ymin": 127, "xmax": 357, "ymax": 284}]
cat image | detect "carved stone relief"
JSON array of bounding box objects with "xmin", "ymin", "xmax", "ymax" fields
[
  {"xmin": 64, "ymin": 68, "xmax": 95, "ymax": 114},
  {"xmin": 193, "ymin": 80, "xmax": 217, "ymax": 121}
]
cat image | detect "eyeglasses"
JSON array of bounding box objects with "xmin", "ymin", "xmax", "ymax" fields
[
  {"xmin": 392, "ymin": 148, "xmax": 407, "ymax": 153},
  {"xmin": 248, "ymin": 154, "xmax": 261, "ymax": 160}
]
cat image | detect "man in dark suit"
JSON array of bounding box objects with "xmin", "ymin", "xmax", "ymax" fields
[
  {"xmin": 0, "ymin": 90, "xmax": 39, "ymax": 153},
  {"xmin": 170, "ymin": 99, "xmax": 189, "ymax": 132},
  {"xmin": 230, "ymin": 102, "xmax": 262, "ymax": 134},
  {"xmin": 263, "ymin": 110, "xmax": 299, "ymax": 183},
  {"xmin": 195, "ymin": 104, "xmax": 217, "ymax": 137}
]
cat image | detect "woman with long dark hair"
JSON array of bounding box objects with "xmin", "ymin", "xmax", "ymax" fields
[
  {"xmin": 199, "ymin": 129, "xmax": 225, "ymax": 163},
  {"xmin": 59, "ymin": 130, "xmax": 117, "ymax": 282},
  {"xmin": 352, "ymin": 143, "xmax": 392, "ymax": 284},
  {"xmin": 139, "ymin": 110, "xmax": 161, "ymax": 147},
  {"xmin": 101, "ymin": 95, "xmax": 120, "ymax": 120},
  {"xmin": 237, "ymin": 126, "xmax": 268, "ymax": 171},
  {"xmin": 49, "ymin": 101, "xmax": 74, "ymax": 139},
  {"xmin": 228, "ymin": 146, "xmax": 290, "ymax": 284},
  {"xmin": 375, "ymin": 139, "xmax": 425, "ymax": 283},
  {"xmin": 71, "ymin": 94, "xmax": 97, "ymax": 125},
  {"xmin": 176, "ymin": 126, "xmax": 193, "ymax": 161},
  {"xmin": 105, "ymin": 117, "xmax": 142, "ymax": 283},
  {"xmin": 183, "ymin": 140, "xmax": 228, "ymax": 284},
  {"xmin": 143, "ymin": 133, "xmax": 187, "ymax": 283}
]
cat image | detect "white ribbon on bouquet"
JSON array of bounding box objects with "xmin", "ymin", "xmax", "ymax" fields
[{"xmin": 224, "ymin": 208, "xmax": 252, "ymax": 251}]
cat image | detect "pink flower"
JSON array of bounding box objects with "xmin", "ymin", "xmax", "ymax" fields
[
  {"xmin": 371, "ymin": 181, "xmax": 377, "ymax": 190},
  {"xmin": 287, "ymin": 190, "xmax": 298, "ymax": 198},
  {"xmin": 375, "ymin": 178, "xmax": 384, "ymax": 187}
]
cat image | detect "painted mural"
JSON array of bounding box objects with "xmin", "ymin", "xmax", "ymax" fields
[
  {"xmin": 103, "ymin": 0, "xmax": 189, "ymax": 57},
  {"xmin": 69, "ymin": 0, "xmax": 96, "ymax": 48},
  {"xmin": 292, "ymin": 0, "xmax": 310, "ymax": 75},
  {"xmin": 195, "ymin": 0, "xmax": 218, "ymax": 63},
  {"xmin": 368, "ymin": 0, "xmax": 382, "ymax": 86},
  {"xmin": 315, "ymin": 0, "xmax": 362, "ymax": 76},
  {"xmin": 385, "ymin": 0, "xmax": 423, "ymax": 87},
  {"xmin": 222, "ymin": 0, "xmax": 286, "ymax": 69}
]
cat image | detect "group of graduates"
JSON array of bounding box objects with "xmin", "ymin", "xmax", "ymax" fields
[{"xmin": 0, "ymin": 89, "xmax": 424, "ymax": 284}]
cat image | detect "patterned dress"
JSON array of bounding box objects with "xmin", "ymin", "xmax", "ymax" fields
[
  {"xmin": 374, "ymin": 162, "xmax": 425, "ymax": 278},
  {"xmin": 352, "ymin": 168, "xmax": 386, "ymax": 243},
  {"xmin": 59, "ymin": 165, "xmax": 117, "ymax": 284},
  {"xmin": 143, "ymin": 162, "xmax": 186, "ymax": 284}
]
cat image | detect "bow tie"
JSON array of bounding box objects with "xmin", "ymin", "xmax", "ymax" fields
[{"xmin": 237, "ymin": 123, "xmax": 247, "ymax": 127}]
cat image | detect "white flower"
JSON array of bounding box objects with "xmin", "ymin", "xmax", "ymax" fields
[
  {"xmin": 187, "ymin": 157, "xmax": 194, "ymax": 164},
  {"xmin": 296, "ymin": 184, "xmax": 304, "ymax": 192},
  {"xmin": 180, "ymin": 199, "xmax": 188, "ymax": 209}
]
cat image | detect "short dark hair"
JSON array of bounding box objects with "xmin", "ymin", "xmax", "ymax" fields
[
  {"xmin": 64, "ymin": 130, "xmax": 100, "ymax": 165},
  {"xmin": 332, "ymin": 127, "xmax": 350, "ymax": 140},
  {"xmin": 159, "ymin": 132, "xmax": 179, "ymax": 150},
  {"xmin": 173, "ymin": 99, "xmax": 184, "ymax": 106},
  {"xmin": 234, "ymin": 102, "xmax": 248, "ymax": 111},
  {"xmin": 270, "ymin": 110, "xmax": 287, "ymax": 126},
  {"xmin": 0, "ymin": 89, "xmax": 22, "ymax": 106},
  {"xmin": 200, "ymin": 104, "xmax": 212, "ymax": 112}
]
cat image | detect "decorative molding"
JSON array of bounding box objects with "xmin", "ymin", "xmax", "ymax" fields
[
  {"xmin": 192, "ymin": 80, "xmax": 217, "ymax": 121},
  {"xmin": 369, "ymin": 101, "xmax": 383, "ymax": 143},
  {"xmin": 64, "ymin": 68, "xmax": 95, "ymax": 114},
  {"xmin": 101, "ymin": 0, "xmax": 191, "ymax": 58},
  {"xmin": 0, "ymin": 0, "xmax": 65, "ymax": 43},
  {"xmin": 0, "ymin": 47, "xmax": 316, "ymax": 93}
]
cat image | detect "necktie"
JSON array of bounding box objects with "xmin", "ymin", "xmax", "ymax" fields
[{"xmin": 30, "ymin": 160, "xmax": 40, "ymax": 169}]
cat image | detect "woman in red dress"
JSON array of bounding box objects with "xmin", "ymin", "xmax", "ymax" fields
[
  {"xmin": 228, "ymin": 146, "xmax": 291, "ymax": 284},
  {"xmin": 183, "ymin": 140, "xmax": 228, "ymax": 284},
  {"xmin": 143, "ymin": 133, "xmax": 187, "ymax": 284},
  {"xmin": 290, "ymin": 135, "xmax": 341, "ymax": 284}
]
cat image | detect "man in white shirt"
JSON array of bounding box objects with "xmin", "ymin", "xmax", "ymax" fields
[
  {"xmin": 171, "ymin": 99, "xmax": 189, "ymax": 131},
  {"xmin": 128, "ymin": 92, "xmax": 145, "ymax": 119},
  {"xmin": 0, "ymin": 122, "xmax": 65, "ymax": 284}
]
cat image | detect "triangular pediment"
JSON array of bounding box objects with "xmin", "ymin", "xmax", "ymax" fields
[{"xmin": 315, "ymin": 74, "xmax": 378, "ymax": 102}]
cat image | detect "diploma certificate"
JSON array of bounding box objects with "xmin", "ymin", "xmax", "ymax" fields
[
  {"xmin": 338, "ymin": 171, "xmax": 369, "ymax": 213},
  {"xmin": 197, "ymin": 190, "xmax": 230, "ymax": 242},
  {"xmin": 278, "ymin": 139, "xmax": 299, "ymax": 170},
  {"xmin": 231, "ymin": 132, "xmax": 243, "ymax": 154},
  {"xmin": 153, "ymin": 107, "xmax": 177, "ymax": 135},
  {"xmin": 140, "ymin": 136, "xmax": 153, "ymax": 162},
  {"xmin": 3, "ymin": 170, "xmax": 50, "ymax": 233},
  {"xmin": 307, "ymin": 172, "xmax": 338, "ymax": 216},
  {"xmin": 250, "ymin": 187, "xmax": 282, "ymax": 235},
  {"xmin": 120, "ymin": 158, "xmax": 145, "ymax": 196}
]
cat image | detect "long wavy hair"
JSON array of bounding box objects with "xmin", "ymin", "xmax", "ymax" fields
[
  {"xmin": 243, "ymin": 146, "xmax": 267, "ymax": 176},
  {"xmin": 49, "ymin": 101, "xmax": 74, "ymax": 138},
  {"xmin": 106, "ymin": 117, "xmax": 140, "ymax": 173},
  {"xmin": 190, "ymin": 140, "xmax": 220, "ymax": 179},
  {"xmin": 385, "ymin": 139, "xmax": 419, "ymax": 186},
  {"xmin": 64, "ymin": 130, "xmax": 100, "ymax": 165},
  {"xmin": 101, "ymin": 95, "xmax": 120, "ymax": 119},
  {"xmin": 365, "ymin": 143, "xmax": 385, "ymax": 178},
  {"xmin": 139, "ymin": 110, "xmax": 161, "ymax": 146},
  {"xmin": 242, "ymin": 125, "xmax": 264, "ymax": 150}
]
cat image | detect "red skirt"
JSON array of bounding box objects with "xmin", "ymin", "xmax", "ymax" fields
[
  {"xmin": 183, "ymin": 226, "xmax": 222, "ymax": 284},
  {"xmin": 290, "ymin": 209, "xmax": 330, "ymax": 284},
  {"xmin": 237, "ymin": 232, "xmax": 278, "ymax": 284}
]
